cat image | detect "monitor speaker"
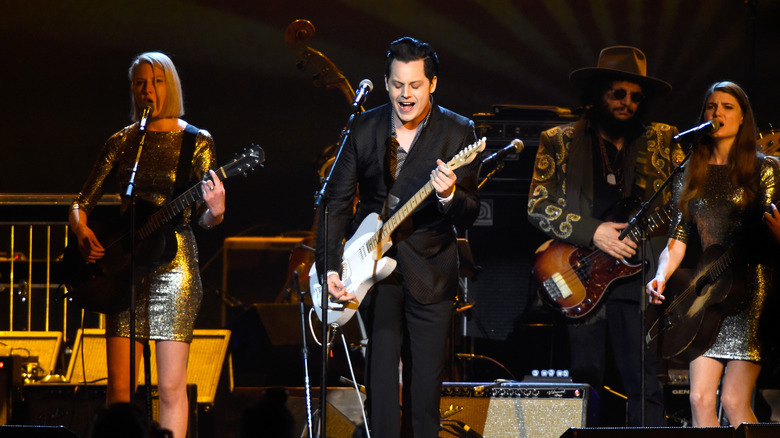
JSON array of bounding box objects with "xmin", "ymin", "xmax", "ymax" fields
[
  {"xmin": 736, "ymin": 422, "xmax": 780, "ymax": 438},
  {"xmin": 65, "ymin": 328, "xmax": 230, "ymax": 405},
  {"xmin": 18, "ymin": 384, "xmax": 197, "ymax": 438},
  {"xmin": 222, "ymin": 387, "xmax": 366, "ymax": 438},
  {"xmin": 560, "ymin": 426, "xmax": 734, "ymax": 437},
  {"xmin": 0, "ymin": 425, "xmax": 79, "ymax": 437}
]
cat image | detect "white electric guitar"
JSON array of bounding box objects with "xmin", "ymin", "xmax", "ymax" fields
[{"xmin": 309, "ymin": 138, "xmax": 486, "ymax": 326}]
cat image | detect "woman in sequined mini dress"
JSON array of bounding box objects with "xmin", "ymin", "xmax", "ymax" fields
[
  {"xmin": 646, "ymin": 81, "xmax": 780, "ymax": 426},
  {"xmin": 69, "ymin": 52, "xmax": 225, "ymax": 438}
]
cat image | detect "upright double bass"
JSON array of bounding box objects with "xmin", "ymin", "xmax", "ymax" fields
[{"xmin": 277, "ymin": 19, "xmax": 361, "ymax": 303}]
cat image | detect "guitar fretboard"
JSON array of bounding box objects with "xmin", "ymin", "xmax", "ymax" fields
[
  {"xmin": 360, "ymin": 138, "xmax": 484, "ymax": 257},
  {"xmin": 139, "ymin": 185, "xmax": 204, "ymax": 239},
  {"xmin": 624, "ymin": 202, "xmax": 675, "ymax": 243},
  {"xmin": 133, "ymin": 144, "xmax": 264, "ymax": 240},
  {"xmin": 705, "ymin": 248, "xmax": 734, "ymax": 282},
  {"xmin": 365, "ymin": 181, "xmax": 435, "ymax": 254}
]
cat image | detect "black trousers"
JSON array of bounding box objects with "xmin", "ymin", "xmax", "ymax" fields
[
  {"xmin": 567, "ymin": 295, "xmax": 666, "ymax": 427},
  {"xmin": 361, "ymin": 273, "xmax": 453, "ymax": 438}
]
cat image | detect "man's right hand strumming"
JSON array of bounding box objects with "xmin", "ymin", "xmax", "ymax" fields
[{"xmin": 327, "ymin": 271, "xmax": 356, "ymax": 301}]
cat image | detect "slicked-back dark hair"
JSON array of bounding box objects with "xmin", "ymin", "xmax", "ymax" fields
[{"xmin": 385, "ymin": 37, "xmax": 439, "ymax": 81}]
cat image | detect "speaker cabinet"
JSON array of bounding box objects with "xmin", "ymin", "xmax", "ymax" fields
[
  {"xmin": 439, "ymin": 382, "xmax": 594, "ymax": 438},
  {"xmin": 222, "ymin": 236, "xmax": 307, "ymax": 305},
  {"xmin": 737, "ymin": 422, "xmax": 780, "ymax": 438},
  {"xmin": 561, "ymin": 426, "xmax": 734, "ymax": 437},
  {"xmin": 66, "ymin": 328, "xmax": 230, "ymax": 405},
  {"xmin": 0, "ymin": 425, "xmax": 78, "ymax": 437},
  {"xmin": 466, "ymin": 107, "xmax": 577, "ymax": 341},
  {"xmin": 18, "ymin": 384, "xmax": 197, "ymax": 438},
  {"xmin": 0, "ymin": 331, "xmax": 63, "ymax": 378}
]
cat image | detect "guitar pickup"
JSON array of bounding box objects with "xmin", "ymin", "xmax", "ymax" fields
[
  {"xmin": 548, "ymin": 273, "xmax": 573, "ymax": 299},
  {"xmin": 327, "ymin": 297, "xmax": 345, "ymax": 310}
]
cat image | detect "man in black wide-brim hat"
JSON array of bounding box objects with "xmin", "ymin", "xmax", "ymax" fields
[{"xmin": 528, "ymin": 46, "xmax": 683, "ymax": 426}]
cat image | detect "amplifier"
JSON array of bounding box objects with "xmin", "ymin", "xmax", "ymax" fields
[
  {"xmin": 439, "ymin": 381, "xmax": 595, "ymax": 438},
  {"xmin": 465, "ymin": 105, "xmax": 577, "ymax": 344},
  {"xmin": 473, "ymin": 104, "xmax": 577, "ymax": 192}
]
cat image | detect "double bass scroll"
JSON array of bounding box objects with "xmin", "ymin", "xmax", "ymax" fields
[{"xmin": 285, "ymin": 19, "xmax": 359, "ymax": 109}]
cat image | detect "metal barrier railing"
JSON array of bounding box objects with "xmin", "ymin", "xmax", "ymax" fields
[{"xmin": 1, "ymin": 194, "xmax": 119, "ymax": 343}]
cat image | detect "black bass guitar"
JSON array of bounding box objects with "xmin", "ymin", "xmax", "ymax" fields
[{"xmin": 62, "ymin": 145, "xmax": 265, "ymax": 314}]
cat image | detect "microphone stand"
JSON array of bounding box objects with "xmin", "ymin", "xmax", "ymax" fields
[
  {"xmin": 124, "ymin": 125, "xmax": 148, "ymax": 411},
  {"xmin": 618, "ymin": 143, "xmax": 692, "ymax": 426},
  {"xmin": 477, "ymin": 161, "xmax": 505, "ymax": 190},
  {"xmin": 287, "ymin": 268, "xmax": 315, "ymax": 438},
  {"xmin": 312, "ymin": 104, "xmax": 362, "ymax": 438}
]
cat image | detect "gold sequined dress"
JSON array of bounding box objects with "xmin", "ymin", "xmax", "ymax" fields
[
  {"xmin": 670, "ymin": 156, "xmax": 780, "ymax": 361},
  {"xmin": 73, "ymin": 124, "xmax": 216, "ymax": 343}
]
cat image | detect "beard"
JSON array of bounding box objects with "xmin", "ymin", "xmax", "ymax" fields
[{"xmin": 589, "ymin": 99, "xmax": 644, "ymax": 140}]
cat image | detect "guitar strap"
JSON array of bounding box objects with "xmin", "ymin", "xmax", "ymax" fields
[{"xmin": 173, "ymin": 123, "xmax": 200, "ymax": 195}]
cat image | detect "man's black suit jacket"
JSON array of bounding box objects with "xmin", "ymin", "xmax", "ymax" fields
[{"xmin": 315, "ymin": 101, "xmax": 480, "ymax": 304}]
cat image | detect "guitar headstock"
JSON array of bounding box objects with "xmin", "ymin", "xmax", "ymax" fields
[
  {"xmin": 218, "ymin": 144, "xmax": 266, "ymax": 179},
  {"xmin": 447, "ymin": 138, "xmax": 487, "ymax": 171}
]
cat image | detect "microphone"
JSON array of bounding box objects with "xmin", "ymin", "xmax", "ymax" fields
[
  {"xmin": 351, "ymin": 79, "xmax": 373, "ymax": 111},
  {"xmin": 481, "ymin": 139, "xmax": 524, "ymax": 165},
  {"xmin": 138, "ymin": 103, "xmax": 154, "ymax": 133},
  {"xmin": 673, "ymin": 120, "xmax": 720, "ymax": 143}
]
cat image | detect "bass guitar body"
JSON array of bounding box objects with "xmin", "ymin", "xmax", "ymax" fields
[
  {"xmin": 533, "ymin": 239, "xmax": 642, "ymax": 318},
  {"xmin": 533, "ymin": 197, "xmax": 676, "ymax": 319}
]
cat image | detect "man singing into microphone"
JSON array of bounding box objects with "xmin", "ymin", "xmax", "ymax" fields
[
  {"xmin": 527, "ymin": 46, "xmax": 682, "ymax": 426},
  {"xmin": 315, "ymin": 37, "xmax": 480, "ymax": 437}
]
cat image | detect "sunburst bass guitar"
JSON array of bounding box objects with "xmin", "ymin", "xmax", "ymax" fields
[
  {"xmin": 309, "ymin": 138, "xmax": 486, "ymax": 326},
  {"xmin": 533, "ymin": 199, "xmax": 674, "ymax": 319}
]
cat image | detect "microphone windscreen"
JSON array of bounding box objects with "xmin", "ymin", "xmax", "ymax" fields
[
  {"xmin": 510, "ymin": 138, "xmax": 524, "ymax": 153},
  {"xmin": 359, "ymin": 78, "xmax": 374, "ymax": 92},
  {"xmin": 710, "ymin": 119, "xmax": 720, "ymax": 131}
]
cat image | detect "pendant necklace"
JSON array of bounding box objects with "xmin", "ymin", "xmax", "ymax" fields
[{"xmin": 598, "ymin": 137, "xmax": 624, "ymax": 189}]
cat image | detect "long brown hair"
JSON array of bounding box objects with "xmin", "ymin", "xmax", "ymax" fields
[{"xmin": 679, "ymin": 81, "xmax": 759, "ymax": 217}]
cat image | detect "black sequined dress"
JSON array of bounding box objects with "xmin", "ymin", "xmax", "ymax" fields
[{"xmin": 670, "ymin": 157, "xmax": 780, "ymax": 361}]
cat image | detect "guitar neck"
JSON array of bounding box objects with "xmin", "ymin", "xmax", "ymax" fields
[
  {"xmin": 707, "ymin": 247, "xmax": 735, "ymax": 281},
  {"xmin": 139, "ymin": 183, "xmax": 203, "ymax": 239},
  {"xmin": 127, "ymin": 143, "xmax": 264, "ymax": 241},
  {"xmin": 623, "ymin": 203, "xmax": 674, "ymax": 243},
  {"xmin": 358, "ymin": 137, "xmax": 485, "ymax": 255},
  {"xmin": 365, "ymin": 181, "xmax": 435, "ymax": 253}
]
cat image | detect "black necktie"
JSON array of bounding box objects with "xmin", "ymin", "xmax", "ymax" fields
[{"xmin": 386, "ymin": 137, "xmax": 400, "ymax": 181}]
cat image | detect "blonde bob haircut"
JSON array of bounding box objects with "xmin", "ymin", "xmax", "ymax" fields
[{"xmin": 128, "ymin": 52, "xmax": 184, "ymax": 121}]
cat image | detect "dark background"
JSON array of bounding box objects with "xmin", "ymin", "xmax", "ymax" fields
[{"xmin": 3, "ymin": 0, "xmax": 780, "ymax": 394}]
